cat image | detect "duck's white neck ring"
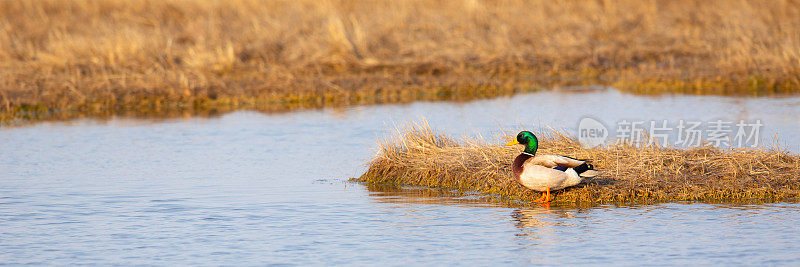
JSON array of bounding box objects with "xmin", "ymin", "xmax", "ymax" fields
[{"xmin": 521, "ymin": 152, "xmax": 535, "ymax": 157}]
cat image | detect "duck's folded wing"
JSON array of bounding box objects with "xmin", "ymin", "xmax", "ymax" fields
[{"xmin": 531, "ymin": 154, "xmax": 586, "ymax": 168}]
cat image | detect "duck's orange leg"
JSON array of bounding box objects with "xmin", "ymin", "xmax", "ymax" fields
[
  {"xmin": 543, "ymin": 187, "xmax": 552, "ymax": 202},
  {"xmin": 533, "ymin": 187, "xmax": 552, "ymax": 203},
  {"xmin": 532, "ymin": 192, "xmax": 547, "ymax": 202}
]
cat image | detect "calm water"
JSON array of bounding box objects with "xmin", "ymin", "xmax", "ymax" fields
[{"xmin": 2, "ymin": 89, "xmax": 800, "ymax": 265}]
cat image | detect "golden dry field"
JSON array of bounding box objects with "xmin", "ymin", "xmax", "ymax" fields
[{"xmin": 2, "ymin": 0, "xmax": 800, "ymax": 124}]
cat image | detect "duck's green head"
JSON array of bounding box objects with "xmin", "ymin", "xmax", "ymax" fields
[{"xmin": 505, "ymin": 131, "xmax": 538, "ymax": 155}]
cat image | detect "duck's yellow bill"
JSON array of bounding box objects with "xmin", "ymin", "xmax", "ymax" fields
[{"xmin": 505, "ymin": 140, "xmax": 519, "ymax": 146}]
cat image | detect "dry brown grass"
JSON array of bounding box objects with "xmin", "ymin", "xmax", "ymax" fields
[
  {"xmin": 357, "ymin": 123, "xmax": 800, "ymax": 206},
  {"xmin": 2, "ymin": 0, "xmax": 800, "ymax": 124}
]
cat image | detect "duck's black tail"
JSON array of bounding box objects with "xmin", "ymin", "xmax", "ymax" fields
[
  {"xmin": 553, "ymin": 162, "xmax": 598, "ymax": 177},
  {"xmin": 574, "ymin": 162, "xmax": 599, "ymax": 177},
  {"xmin": 573, "ymin": 162, "xmax": 594, "ymax": 174}
]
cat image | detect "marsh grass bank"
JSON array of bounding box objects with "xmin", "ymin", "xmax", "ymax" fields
[
  {"xmin": 2, "ymin": 0, "xmax": 800, "ymax": 124},
  {"xmin": 357, "ymin": 124, "xmax": 800, "ymax": 206}
]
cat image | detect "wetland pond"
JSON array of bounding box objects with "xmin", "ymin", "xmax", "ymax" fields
[{"xmin": 2, "ymin": 88, "xmax": 800, "ymax": 265}]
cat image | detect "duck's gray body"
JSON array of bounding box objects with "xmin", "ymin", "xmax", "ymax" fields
[{"xmin": 512, "ymin": 154, "xmax": 597, "ymax": 191}]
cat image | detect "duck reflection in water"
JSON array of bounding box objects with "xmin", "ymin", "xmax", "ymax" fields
[{"xmin": 511, "ymin": 206, "xmax": 585, "ymax": 240}]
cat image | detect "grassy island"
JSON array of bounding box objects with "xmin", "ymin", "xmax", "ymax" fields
[{"xmin": 356, "ymin": 123, "xmax": 800, "ymax": 206}]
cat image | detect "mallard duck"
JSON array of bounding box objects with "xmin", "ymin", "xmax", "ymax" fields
[{"xmin": 505, "ymin": 131, "xmax": 598, "ymax": 203}]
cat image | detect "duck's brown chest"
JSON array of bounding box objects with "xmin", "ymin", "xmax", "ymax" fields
[{"xmin": 511, "ymin": 154, "xmax": 532, "ymax": 180}]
